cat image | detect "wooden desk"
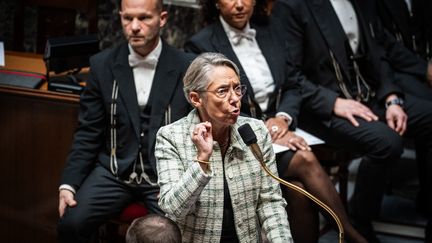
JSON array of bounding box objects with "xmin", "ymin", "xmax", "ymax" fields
[
  {"xmin": 3, "ymin": 51, "xmax": 50, "ymax": 90},
  {"xmin": 3, "ymin": 51, "xmax": 88, "ymax": 90},
  {"xmin": 4, "ymin": 51, "xmax": 46, "ymax": 74},
  {"xmin": 0, "ymin": 57, "xmax": 79, "ymax": 242}
]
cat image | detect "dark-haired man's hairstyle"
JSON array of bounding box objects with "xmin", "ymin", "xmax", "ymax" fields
[
  {"xmin": 125, "ymin": 214, "xmax": 181, "ymax": 243},
  {"xmin": 199, "ymin": 0, "xmax": 270, "ymax": 26}
]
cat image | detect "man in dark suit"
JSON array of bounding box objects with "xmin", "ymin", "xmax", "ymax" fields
[
  {"xmin": 57, "ymin": 0, "xmax": 193, "ymax": 242},
  {"xmin": 184, "ymin": 0, "xmax": 367, "ymax": 242},
  {"xmin": 376, "ymin": 0, "xmax": 430, "ymax": 60},
  {"xmin": 273, "ymin": 0, "xmax": 432, "ymax": 241},
  {"xmin": 371, "ymin": 0, "xmax": 432, "ymax": 101}
]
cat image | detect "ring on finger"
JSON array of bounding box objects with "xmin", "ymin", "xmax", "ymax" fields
[{"xmin": 271, "ymin": 125, "xmax": 279, "ymax": 133}]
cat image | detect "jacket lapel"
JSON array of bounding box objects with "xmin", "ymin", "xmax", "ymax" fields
[
  {"xmin": 112, "ymin": 43, "xmax": 141, "ymax": 140},
  {"xmin": 211, "ymin": 21, "xmax": 259, "ymax": 108},
  {"xmin": 211, "ymin": 22, "xmax": 243, "ymax": 70},
  {"xmin": 254, "ymin": 24, "xmax": 283, "ymax": 87},
  {"xmin": 149, "ymin": 41, "xmax": 179, "ymax": 127},
  {"xmin": 307, "ymin": 0, "xmax": 351, "ymax": 79},
  {"xmin": 212, "ymin": 22, "xmax": 252, "ymax": 84},
  {"xmin": 382, "ymin": 0, "xmax": 410, "ymax": 33}
]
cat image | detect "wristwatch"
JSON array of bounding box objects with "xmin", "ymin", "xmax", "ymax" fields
[{"xmin": 385, "ymin": 97, "xmax": 404, "ymax": 109}]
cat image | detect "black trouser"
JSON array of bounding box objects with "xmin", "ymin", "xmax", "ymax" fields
[
  {"xmin": 57, "ymin": 163, "xmax": 163, "ymax": 243},
  {"xmin": 300, "ymin": 94, "xmax": 432, "ymax": 219}
]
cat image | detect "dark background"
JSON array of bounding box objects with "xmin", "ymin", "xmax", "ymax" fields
[{"xmin": 0, "ymin": 0, "xmax": 203, "ymax": 53}]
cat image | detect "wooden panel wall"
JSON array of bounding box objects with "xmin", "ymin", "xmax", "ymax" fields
[{"xmin": 0, "ymin": 86, "xmax": 79, "ymax": 243}]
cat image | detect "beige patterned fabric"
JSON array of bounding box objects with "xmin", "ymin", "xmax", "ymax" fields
[{"xmin": 155, "ymin": 109, "xmax": 292, "ymax": 243}]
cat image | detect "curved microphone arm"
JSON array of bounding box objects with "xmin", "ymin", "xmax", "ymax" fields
[
  {"xmin": 237, "ymin": 123, "xmax": 344, "ymax": 242},
  {"xmin": 258, "ymin": 156, "xmax": 344, "ymax": 243}
]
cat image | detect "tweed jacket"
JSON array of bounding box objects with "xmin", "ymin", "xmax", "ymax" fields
[{"xmin": 155, "ymin": 109, "xmax": 293, "ymax": 243}]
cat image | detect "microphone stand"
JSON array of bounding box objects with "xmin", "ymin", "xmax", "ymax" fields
[{"xmin": 258, "ymin": 157, "xmax": 344, "ymax": 243}]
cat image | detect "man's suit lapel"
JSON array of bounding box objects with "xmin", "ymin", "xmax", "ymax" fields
[
  {"xmin": 112, "ymin": 43, "xmax": 140, "ymax": 140},
  {"xmin": 307, "ymin": 0, "xmax": 351, "ymax": 78},
  {"xmin": 382, "ymin": 0, "xmax": 410, "ymax": 33},
  {"xmin": 350, "ymin": 0, "xmax": 376, "ymax": 60},
  {"xmin": 149, "ymin": 42, "xmax": 179, "ymax": 127}
]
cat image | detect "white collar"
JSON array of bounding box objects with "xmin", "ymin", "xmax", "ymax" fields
[{"xmin": 128, "ymin": 37, "xmax": 163, "ymax": 64}]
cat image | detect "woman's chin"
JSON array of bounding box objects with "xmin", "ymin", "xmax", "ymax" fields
[{"xmin": 228, "ymin": 114, "xmax": 239, "ymax": 124}]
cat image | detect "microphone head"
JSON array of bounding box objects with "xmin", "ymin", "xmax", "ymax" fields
[{"xmin": 238, "ymin": 123, "xmax": 257, "ymax": 146}]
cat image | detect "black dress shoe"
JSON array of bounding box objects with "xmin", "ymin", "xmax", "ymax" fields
[{"xmin": 350, "ymin": 214, "xmax": 381, "ymax": 243}]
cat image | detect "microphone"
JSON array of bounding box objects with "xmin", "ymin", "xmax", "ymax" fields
[
  {"xmin": 238, "ymin": 123, "xmax": 263, "ymax": 163},
  {"xmin": 237, "ymin": 123, "xmax": 344, "ymax": 243}
]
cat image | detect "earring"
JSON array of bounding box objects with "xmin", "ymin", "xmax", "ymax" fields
[{"xmin": 215, "ymin": 3, "xmax": 219, "ymax": 9}]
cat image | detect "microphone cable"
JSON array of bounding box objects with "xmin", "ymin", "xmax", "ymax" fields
[
  {"xmin": 238, "ymin": 123, "xmax": 344, "ymax": 243},
  {"xmin": 257, "ymin": 155, "xmax": 344, "ymax": 243}
]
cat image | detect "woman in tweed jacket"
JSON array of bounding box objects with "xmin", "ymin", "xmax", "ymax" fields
[{"xmin": 155, "ymin": 53, "xmax": 293, "ymax": 242}]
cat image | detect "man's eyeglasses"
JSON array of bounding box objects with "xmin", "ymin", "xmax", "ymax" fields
[{"xmin": 197, "ymin": 84, "xmax": 247, "ymax": 99}]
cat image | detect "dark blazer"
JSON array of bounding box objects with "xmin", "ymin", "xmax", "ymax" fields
[
  {"xmin": 272, "ymin": 0, "xmax": 402, "ymax": 124},
  {"xmin": 184, "ymin": 19, "xmax": 302, "ymax": 129},
  {"xmin": 61, "ymin": 41, "xmax": 194, "ymax": 189},
  {"xmin": 363, "ymin": 0, "xmax": 428, "ymax": 78},
  {"xmin": 376, "ymin": 0, "xmax": 430, "ymax": 60}
]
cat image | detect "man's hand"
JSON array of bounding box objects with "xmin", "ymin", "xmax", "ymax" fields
[
  {"xmin": 265, "ymin": 117, "xmax": 289, "ymax": 141},
  {"xmin": 59, "ymin": 189, "xmax": 77, "ymax": 217},
  {"xmin": 427, "ymin": 62, "xmax": 432, "ymax": 86},
  {"xmin": 385, "ymin": 104, "xmax": 407, "ymax": 135},
  {"xmin": 274, "ymin": 131, "xmax": 311, "ymax": 151},
  {"xmin": 333, "ymin": 97, "xmax": 378, "ymax": 126}
]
